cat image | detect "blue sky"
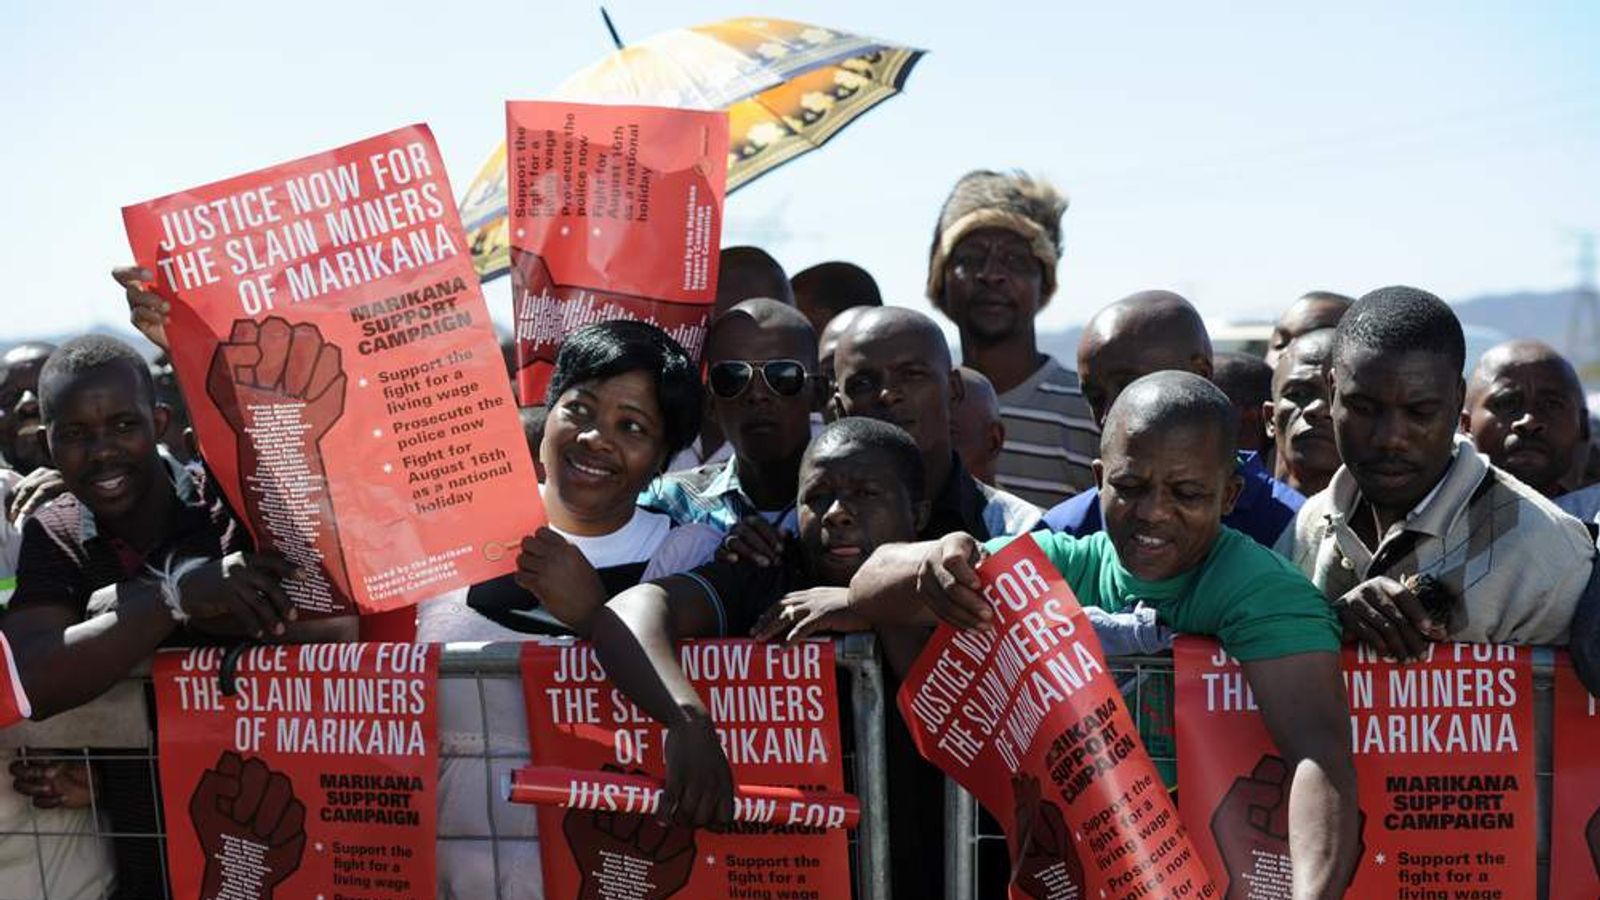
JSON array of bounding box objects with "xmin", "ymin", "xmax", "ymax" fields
[{"xmin": 2, "ymin": 1, "xmax": 1596, "ymax": 343}]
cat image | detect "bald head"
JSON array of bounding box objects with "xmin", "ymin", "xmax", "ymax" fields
[
  {"xmin": 1103, "ymin": 370, "xmax": 1238, "ymax": 472},
  {"xmin": 1267, "ymin": 291, "xmax": 1352, "ymax": 367},
  {"xmin": 818, "ymin": 306, "xmax": 869, "ymax": 387},
  {"xmin": 2, "ymin": 342, "xmax": 55, "ymax": 368},
  {"xmin": 715, "ymin": 246, "xmax": 793, "ymax": 315},
  {"xmin": 1464, "ymin": 339, "xmax": 1587, "ymax": 496},
  {"xmin": 1097, "ymin": 370, "xmax": 1243, "ymax": 581},
  {"xmin": 952, "ymin": 367, "xmax": 1003, "ymax": 484},
  {"xmin": 707, "ymin": 297, "xmax": 819, "ymax": 363},
  {"xmin": 837, "ymin": 307, "xmax": 954, "ymax": 371},
  {"xmin": 1468, "ymin": 340, "xmax": 1582, "ymax": 401},
  {"xmin": 957, "ymin": 367, "xmax": 999, "ymax": 417},
  {"xmin": 831, "ymin": 306, "xmax": 960, "ymax": 486},
  {"xmin": 1078, "ymin": 290, "xmax": 1213, "ymax": 428}
]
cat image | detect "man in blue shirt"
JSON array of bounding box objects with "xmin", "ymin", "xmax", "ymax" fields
[
  {"xmin": 641, "ymin": 299, "xmax": 822, "ymax": 533},
  {"xmin": 1044, "ymin": 290, "xmax": 1303, "ymax": 546}
]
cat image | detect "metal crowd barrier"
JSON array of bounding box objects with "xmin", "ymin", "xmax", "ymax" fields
[
  {"xmin": 944, "ymin": 648, "xmax": 1562, "ymax": 900},
  {"xmin": 0, "ymin": 634, "xmax": 890, "ymax": 900}
]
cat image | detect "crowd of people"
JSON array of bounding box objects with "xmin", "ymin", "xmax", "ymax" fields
[{"xmin": 1, "ymin": 168, "xmax": 1598, "ymax": 898}]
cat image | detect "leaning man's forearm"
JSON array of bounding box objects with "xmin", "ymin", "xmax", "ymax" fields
[
  {"xmin": 1289, "ymin": 757, "xmax": 1360, "ymax": 899},
  {"xmin": 23, "ymin": 587, "xmax": 177, "ymax": 719}
]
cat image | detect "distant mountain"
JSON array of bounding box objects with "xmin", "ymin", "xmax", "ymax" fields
[{"xmin": 1453, "ymin": 288, "xmax": 1593, "ymax": 353}]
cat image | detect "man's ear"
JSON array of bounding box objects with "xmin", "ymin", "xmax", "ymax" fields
[
  {"xmin": 1091, "ymin": 458, "xmax": 1104, "ymax": 491},
  {"xmin": 947, "ymin": 368, "xmax": 965, "ymax": 408},
  {"xmin": 825, "ymin": 393, "xmax": 845, "ymax": 423},
  {"xmin": 1458, "ymin": 407, "xmax": 1473, "ymax": 436},
  {"xmin": 986, "ymin": 421, "xmax": 1006, "ymax": 461},
  {"xmin": 1194, "ymin": 356, "xmax": 1214, "ymax": 382},
  {"xmin": 1261, "ymin": 400, "xmax": 1278, "ymax": 441},
  {"xmin": 912, "ymin": 498, "xmax": 931, "ymax": 533},
  {"xmin": 1220, "ymin": 469, "xmax": 1245, "ymax": 517},
  {"xmin": 1454, "ymin": 375, "xmax": 1468, "ymax": 426}
]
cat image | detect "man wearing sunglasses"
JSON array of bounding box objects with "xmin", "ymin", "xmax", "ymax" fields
[{"xmin": 641, "ymin": 299, "xmax": 821, "ymax": 540}]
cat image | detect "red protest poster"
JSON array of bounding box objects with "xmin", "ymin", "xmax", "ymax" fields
[
  {"xmin": 0, "ymin": 631, "xmax": 28, "ymax": 726},
  {"xmin": 1550, "ymin": 652, "xmax": 1600, "ymax": 898},
  {"xmin": 1173, "ymin": 637, "xmax": 1535, "ymax": 899},
  {"xmin": 520, "ymin": 638, "xmax": 851, "ymax": 899},
  {"xmin": 898, "ymin": 535, "xmax": 1215, "ymax": 900},
  {"xmin": 123, "ymin": 125, "xmax": 543, "ymax": 616},
  {"xmin": 153, "ymin": 643, "xmax": 439, "ymax": 900},
  {"xmin": 506, "ymin": 101, "xmax": 729, "ymax": 404}
]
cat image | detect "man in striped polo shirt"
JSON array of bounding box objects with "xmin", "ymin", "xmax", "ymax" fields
[{"xmin": 927, "ymin": 170, "xmax": 1097, "ymax": 508}]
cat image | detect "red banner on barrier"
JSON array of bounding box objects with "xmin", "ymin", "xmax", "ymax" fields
[
  {"xmin": 506, "ymin": 101, "xmax": 729, "ymax": 404},
  {"xmin": 1551, "ymin": 652, "xmax": 1600, "ymax": 897},
  {"xmin": 123, "ymin": 125, "xmax": 543, "ymax": 615},
  {"xmin": 897, "ymin": 535, "xmax": 1215, "ymax": 899},
  {"xmin": 1174, "ymin": 637, "xmax": 1535, "ymax": 898},
  {"xmin": 153, "ymin": 643, "xmax": 439, "ymax": 900},
  {"xmin": 521, "ymin": 639, "xmax": 850, "ymax": 899}
]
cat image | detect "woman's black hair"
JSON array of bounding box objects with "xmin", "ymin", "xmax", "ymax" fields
[{"xmin": 544, "ymin": 320, "xmax": 703, "ymax": 462}]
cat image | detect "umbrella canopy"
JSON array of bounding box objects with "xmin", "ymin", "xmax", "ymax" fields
[{"xmin": 459, "ymin": 17, "xmax": 923, "ymax": 280}]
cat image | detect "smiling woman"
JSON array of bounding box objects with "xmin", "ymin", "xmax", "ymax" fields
[{"xmin": 418, "ymin": 320, "xmax": 703, "ymax": 641}]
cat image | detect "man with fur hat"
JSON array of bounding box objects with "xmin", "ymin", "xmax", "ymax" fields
[{"xmin": 929, "ymin": 170, "xmax": 1096, "ymax": 508}]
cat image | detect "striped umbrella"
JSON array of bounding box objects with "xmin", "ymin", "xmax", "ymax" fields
[{"xmin": 458, "ymin": 16, "xmax": 924, "ymax": 281}]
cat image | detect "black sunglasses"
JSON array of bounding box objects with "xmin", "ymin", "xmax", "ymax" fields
[{"xmin": 707, "ymin": 359, "xmax": 812, "ymax": 399}]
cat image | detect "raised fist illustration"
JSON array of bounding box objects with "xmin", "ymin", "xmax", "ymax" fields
[
  {"xmin": 1211, "ymin": 755, "xmax": 1293, "ymax": 900},
  {"xmin": 206, "ymin": 317, "xmax": 351, "ymax": 610},
  {"xmin": 563, "ymin": 767, "xmax": 697, "ymax": 900},
  {"xmin": 189, "ymin": 751, "xmax": 306, "ymax": 900},
  {"xmin": 1010, "ymin": 773, "xmax": 1084, "ymax": 899}
]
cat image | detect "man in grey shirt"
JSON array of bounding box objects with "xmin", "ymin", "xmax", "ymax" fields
[{"xmin": 926, "ymin": 170, "xmax": 1097, "ymax": 508}]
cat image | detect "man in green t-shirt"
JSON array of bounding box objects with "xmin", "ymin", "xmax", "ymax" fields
[{"xmin": 849, "ymin": 370, "xmax": 1360, "ymax": 898}]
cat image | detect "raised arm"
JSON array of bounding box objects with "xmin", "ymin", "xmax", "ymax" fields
[
  {"xmin": 589, "ymin": 576, "xmax": 732, "ymax": 828},
  {"xmin": 1242, "ymin": 652, "xmax": 1360, "ymax": 899}
]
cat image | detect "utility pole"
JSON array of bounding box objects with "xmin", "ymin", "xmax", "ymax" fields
[{"xmin": 1567, "ymin": 232, "xmax": 1599, "ymax": 380}]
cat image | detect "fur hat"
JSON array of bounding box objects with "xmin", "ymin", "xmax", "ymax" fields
[{"xmin": 926, "ymin": 170, "xmax": 1068, "ymax": 309}]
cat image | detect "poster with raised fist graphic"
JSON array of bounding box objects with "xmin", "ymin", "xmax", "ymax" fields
[
  {"xmin": 1550, "ymin": 652, "xmax": 1600, "ymax": 897},
  {"xmin": 897, "ymin": 536, "xmax": 1214, "ymax": 900},
  {"xmin": 520, "ymin": 639, "xmax": 852, "ymax": 899},
  {"xmin": 506, "ymin": 101, "xmax": 729, "ymax": 404},
  {"xmin": 123, "ymin": 125, "xmax": 543, "ymax": 615},
  {"xmin": 1174, "ymin": 637, "xmax": 1535, "ymax": 897},
  {"xmin": 154, "ymin": 643, "xmax": 439, "ymax": 900}
]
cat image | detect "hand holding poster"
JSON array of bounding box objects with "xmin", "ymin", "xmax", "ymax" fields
[
  {"xmin": 123, "ymin": 125, "xmax": 543, "ymax": 615},
  {"xmin": 896, "ymin": 535, "xmax": 1214, "ymax": 900},
  {"xmin": 1174, "ymin": 637, "xmax": 1535, "ymax": 898},
  {"xmin": 507, "ymin": 765, "xmax": 859, "ymax": 828},
  {"xmin": 521, "ymin": 638, "xmax": 852, "ymax": 899},
  {"xmin": 507, "ymin": 101, "xmax": 729, "ymax": 403},
  {"xmin": 153, "ymin": 643, "xmax": 439, "ymax": 900}
]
